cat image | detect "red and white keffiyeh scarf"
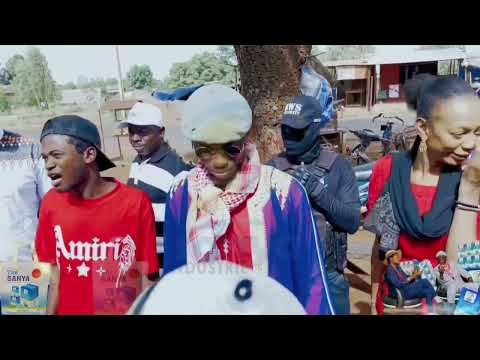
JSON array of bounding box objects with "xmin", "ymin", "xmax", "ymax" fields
[{"xmin": 186, "ymin": 141, "xmax": 261, "ymax": 263}]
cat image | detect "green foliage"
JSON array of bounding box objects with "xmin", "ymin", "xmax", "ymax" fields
[
  {"xmin": 5, "ymin": 55, "xmax": 24, "ymax": 80},
  {"xmin": 0, "ymin": 91, "xmax": 11, "ymax": 112},
  {"xmin": 318, "ymin": 45, "xmax": 376, "ymax": 61},
  {"xmin": 74, "ymin": 76, "xmax": 118, "ymax": 96},
  {"xmin": 61, "ymin": 82, "xmax": 77, "ymax": 90},
  {"xmin": 12, "ymin": 47, "xmax": 57, "ymax": 109},
  {"xmin": 157, "ymin": 78, "xmax": 178, "ymax": 92},
  {"xmin": 0, "ymin": 54, "xmax": 24, "ymax": 85},
  {"xmin": 127, "ymin": 64, "xmax": 154, "ymax": 90},
  {"xmin": 0, "ymin": 67, "xmax": 9, "ymax": 85},
  {"xmin": 162, "ymin": 52, "xmax": 236, "ymax": 90},
  {"xmin": 76, "ymin": 75, "xmax": 89, "ymax": 88},
  {"xmin": 217, "ymin": 45, "xmax": 237, "ymax": 66},
  {"xmin": 105, "ymin": 78, "xmax": 118, "ymax": 86}
]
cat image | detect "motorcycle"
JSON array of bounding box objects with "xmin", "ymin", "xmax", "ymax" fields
[
  {"xmin": 347, "ymin": 129, "xmax": 383, "ymax": 165},
  {"xmin": 349, "ymin": 118, "xmax": 418, "ymax": 217},
  {"xmin": 346, "ymin": 113, "xmax": 406, "ymax": 165}
]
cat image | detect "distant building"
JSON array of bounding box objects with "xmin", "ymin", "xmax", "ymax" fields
[
  {"xmin": 106, "ymin": 85, "xmax": 120, "ymax": 97},
  {"xmin": 0, "ymin": 85, "xmax": 15, "ymax": 97},
  {"xmin": 61, "ymin": 88, "xmax": 102, "ymax": 105},
  {"xmin": 124, "ymin": 89, "xmax": 151, "ymax": 99},
  {"xmin": 459, "ymin": 57, "xmax": 480, "ymax": 87},
  {"xmin": 324, "ymin": 48, "xmax": 468, "ymax": 109}
]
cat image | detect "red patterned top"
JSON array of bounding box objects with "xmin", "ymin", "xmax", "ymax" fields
[{"xmin": 368, "ymin": 155, "xmax": 480, "ymax": 266}]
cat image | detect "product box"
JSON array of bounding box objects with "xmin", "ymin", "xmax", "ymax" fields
[
  {"xmin": 454, "ymin": 287, "xmax": 480, "ymax": 315},
  {"xmin": 469, "ymin": 270, "xmax": 480, "ymax": 283},
  {"xmin": 458, "ymin": 241, "xmax": 480, "ymax": 270},
  {"xmin": 400, "ymin": 259, "xmax": 437, "ymax": 290},
  {"xmin": 0, "ymin": 262, "xmax": 50, "ymax": 315}
]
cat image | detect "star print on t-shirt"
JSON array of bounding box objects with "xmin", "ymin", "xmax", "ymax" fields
[{"xmin": 77, "ymin": 262, "xmax": 90, "ymax": 277}]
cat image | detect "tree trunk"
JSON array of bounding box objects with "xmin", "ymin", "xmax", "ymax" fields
[{"xmin": 234, "ymin": 45, "xmax": 312, "ymax": 163}]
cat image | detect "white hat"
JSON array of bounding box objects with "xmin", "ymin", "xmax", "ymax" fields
[
  {"xmin": 128, "ymin": 261, "xmax": 306, "ymax": 315},
  {"xmin": 384, "ymin": 249, "xmax": 402, "ymax": 265},
  {"xmin": 181, "ymin": 84, "xmax": 252, "ymax": 143},
  {"xmin": 436, "ymin": 250, "xmax": 447, "ymax": 258},
  {"xmin": 118, "ymin": 102, "xmax": 164, "ymax": 129}
]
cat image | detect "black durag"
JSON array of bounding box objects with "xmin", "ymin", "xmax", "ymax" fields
[{"xmin": 387, "ymin": 136, "xmax": 462, "ymax": 241}]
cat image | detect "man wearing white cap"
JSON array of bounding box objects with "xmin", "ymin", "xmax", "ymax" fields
[
  {"xmin": 119, "ymin": 101, "xmax": 191, "ymax": 274},
  {"xmin": 434, "ymin": 250, "xmax": 480, "ymax": 305},
  {"xmin": 163, "ymin": 84, "xmax": 335, "ymax": 315}
]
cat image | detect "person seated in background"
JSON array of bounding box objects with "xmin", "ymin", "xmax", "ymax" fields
[
  {"xmin": 434, "ymin": 251, "xmax": 480, "ymax": 305},
  {"xmin": 384, "ymin": 249, "xmax": 436, "ymax": 313}
]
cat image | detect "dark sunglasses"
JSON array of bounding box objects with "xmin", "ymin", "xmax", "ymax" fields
[{"xmin": 194, "ymin": 143, "xmax": 244, "ymax": 160}]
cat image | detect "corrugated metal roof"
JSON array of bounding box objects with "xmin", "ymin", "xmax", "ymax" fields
[
  {"xmin": 324, "ymin": 48, "xmax": 467, "ymax": 67},
  {"xmin": 466, "ymin": 57, "xmax": 480, "ymax": 68},
  {"xmin": 370, "ymin": 48, "xmax": 467, "ymax": 65},
  {"xmin": 61, "ymin": 88, "xmax": 102, "ymax": 105},
  {"xmin": 323, "ymin": 59, "xmax": 370, "ymax": 67}
]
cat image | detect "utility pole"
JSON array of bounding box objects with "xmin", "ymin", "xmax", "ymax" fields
[
  {"xmin": 114, "ymin": 45, "xmax": 126, "ymax": 122},
  {"xmin": 462, "ymin": 59, "xmax": 470, "ymax": 84},
  {"xmin": 115, "ymin": 45, "xmax": 125, "ymax": 101}
]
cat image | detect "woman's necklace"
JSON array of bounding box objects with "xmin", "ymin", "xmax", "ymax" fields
[{"xmin": 411, "ymin": 153, "xmax": 442, "ymax": 187}]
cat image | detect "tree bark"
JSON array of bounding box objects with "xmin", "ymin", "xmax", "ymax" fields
[{"xmin": 234, "ymin": 45, "xmax": 312, "ymax": 163}]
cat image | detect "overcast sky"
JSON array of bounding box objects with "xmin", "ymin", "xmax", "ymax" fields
[
  {"xmin": 1, "ymin": 45, "xmax": 479, "ymax": 85},
  {"xmin": 0, "ymin": 45, "xmax": 219, "ymax": 84}
]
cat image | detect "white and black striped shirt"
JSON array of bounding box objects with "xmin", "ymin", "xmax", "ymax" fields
[{"xmin": 127, "ymin": 145, "xmax": 191, "ymax": 256}]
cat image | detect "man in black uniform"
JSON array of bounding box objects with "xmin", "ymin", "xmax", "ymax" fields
[{"xmin": 270, "ymin": 96, "xmax": 361, "ymax": 314}]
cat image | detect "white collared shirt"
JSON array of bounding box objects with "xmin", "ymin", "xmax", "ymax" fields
[{"xmin": 0, "ymin": 132, "xmax": 52, "ymax": 261}]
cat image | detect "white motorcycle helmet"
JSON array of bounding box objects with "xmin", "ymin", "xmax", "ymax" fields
[{"xmin": 128, "ymin": 261, "xmax": 306, "ymax": 315}]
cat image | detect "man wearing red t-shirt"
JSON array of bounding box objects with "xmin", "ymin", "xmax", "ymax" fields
[{"xmin": 35, "ymin": 115, "xmax": 159, "ymax": 315}]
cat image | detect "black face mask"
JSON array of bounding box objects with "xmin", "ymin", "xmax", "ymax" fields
[{"xmin": 282, "ymin": 123, "xmax": 322, "ymax": 164}]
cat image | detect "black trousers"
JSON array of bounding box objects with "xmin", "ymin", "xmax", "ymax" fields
[
  {"xmin": 147, "ymin": 253, "xmax": 164, "ymax": 281},
  {"xmin": 157, "ymin": 253, "xmax": 164, "ymax": 270}
]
